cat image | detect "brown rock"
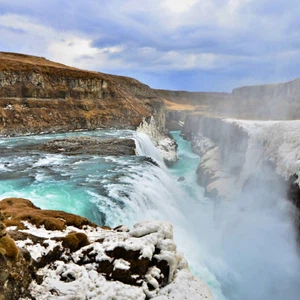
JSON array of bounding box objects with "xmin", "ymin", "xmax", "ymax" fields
[
  {"xmin": 0, "ymin": 235, "xmax": 19, "ymax": 260},
  {"xmin": 0, "ymin": 198, "xmax": 97, "ymax": 230},
  {"xmin": 37, "ymin": 137, "xmax": 136, "ymax": 156},
  {"xmin": 0, "ymin": 52, "xmax": 161, "ymax": 136},
  {"xmin": 62, "ymin": 232, "xmax": 90, "ymax": 252}
]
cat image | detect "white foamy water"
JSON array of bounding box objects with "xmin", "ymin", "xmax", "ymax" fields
[{"xmin": 0, "ymin": 130, "xmax": 299, "ymax": 299}]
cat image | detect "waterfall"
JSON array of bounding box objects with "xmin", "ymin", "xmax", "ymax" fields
[
  {"xmin": 128, "ymin": 131, "xmax": 300, "ymax": 300},
  {"xmin": 133, "ymin": 132, "xmax": 165, "ymax": 165},
  {"xmin": 1, "ymin": 129, "xmax": 300, "ymax": 300}
]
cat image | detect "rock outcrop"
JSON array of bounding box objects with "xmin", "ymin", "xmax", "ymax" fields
[
  {"xmin": 0, "ymin": 198, "xmax": 212, "ymax": 300},
  {"xmin": 0, "ymin": 198, "xmax": 95, "ymax": 300},
  {"xmin": 37, "ymin": 137, "xmax": 136, "ymax": 156},
  {"xmin": 137, "ymin": 117, "xmax": 178, "ymax": 165}
]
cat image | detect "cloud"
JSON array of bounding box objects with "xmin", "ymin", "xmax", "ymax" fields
[
  {"xmin": 162, "ymin": 0, "xmax": 198, "ymax": 13},
  {"xmin": 0, "ymin": 0, "xmax": 299, "ymax": 91}
]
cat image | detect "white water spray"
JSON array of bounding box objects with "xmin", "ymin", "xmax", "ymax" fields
[
  {"xmin": 1, "ymin": 129, "xmax": 300, "ymax": 299},
  {"xmin": 126, "ymin": 131, "xmax": 300, "ymax": 300},
  {"xmin": 133, "ymin": 132, "xmax": 165, "ymax": 165}
]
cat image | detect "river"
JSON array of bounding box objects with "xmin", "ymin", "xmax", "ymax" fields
[{"xmin": 0, "ymin": 129, "xmax": 299, "ymax": 300}]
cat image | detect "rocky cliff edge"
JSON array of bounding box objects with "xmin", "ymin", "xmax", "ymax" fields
[
  {"xmin": 0, "ymin": 52, "xmax": 161, "ymax": 136},
  {"xmin": 0, "ymin": 198, "xmax": 212, "ymax": 300}
]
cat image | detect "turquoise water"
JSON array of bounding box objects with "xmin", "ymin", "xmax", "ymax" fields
[
  {"xmin": 0, "ymin": 130, "xmax": 146, "ymax": 224},
  {"xmin": 169, "ymin": 131, "xmax": 204, "ymax": 199},
  {"xmin": 0, "ymin": 129, "xmax": 224, "ymax": 297},
  {"xmin": 1, "ymin": 129, "xmax": 300, "ymax": 300}
]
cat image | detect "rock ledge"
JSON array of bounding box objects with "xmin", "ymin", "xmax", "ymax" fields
[{"xmin": 0, "ymin": 198, "xmax": 212, "ymax": 300}]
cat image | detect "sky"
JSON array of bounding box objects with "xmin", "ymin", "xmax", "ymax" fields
[{"xmin": 0, "ymin": 0, "xmax": 300, "ymax": 92}]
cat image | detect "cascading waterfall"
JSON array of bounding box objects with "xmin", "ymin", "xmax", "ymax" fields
[
  {"xmin": 0, "ymin": 129, "xmax": 300, "ymax": 300},
  {"xmin": 133, "ymin": 132, "xmax": 165, "ymax": 165},
  {"xmin": 132, "ymin": 131, "xmax": 300, "ymax": 300}
]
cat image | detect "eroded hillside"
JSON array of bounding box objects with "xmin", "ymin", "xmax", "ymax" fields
[{"xmin": 0, "ymin": 52, "xmax": 160, "ymax": 135}]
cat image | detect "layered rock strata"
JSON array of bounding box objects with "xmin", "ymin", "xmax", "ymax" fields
[{"xmin": 0, "ymin": 52, "xmax": 159, "ymax": 136}]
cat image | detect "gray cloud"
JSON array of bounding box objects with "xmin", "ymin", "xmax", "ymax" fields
[{"xmin": 0, "ymin": 0, "xmax": 299, "ymax": 91}]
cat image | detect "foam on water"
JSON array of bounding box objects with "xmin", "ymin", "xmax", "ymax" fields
[
  {"xmin": 0, "ymin": 129, "xmax": 300, "ymax": 299},
  {"xmin": 168, "ymin": 131, "xmax": 300, "ymax": 300}
]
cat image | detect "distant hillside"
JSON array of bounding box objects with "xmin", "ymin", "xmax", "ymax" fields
[
  {"xmin": 0, "ymin": 52, "xmax": 160, "ymax": 135},
  {"xmin": 231, "ymin": 78, "xmax": 300, "ymax": 119},
  {"xmin": 0, "ymin": 52, "xmax": 299, "ymax": 136},
  {"xmin": 158, "ymin": 78, "xmax": 300, "ymax": 120}
]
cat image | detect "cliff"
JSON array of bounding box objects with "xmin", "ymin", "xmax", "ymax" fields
[
  {"xmin": 181, "ymin": 114, "xmax": 300, "ymax": 232},
  {"xmin": 2, "ymin": 51, "xmax": 300, "ymax": 138},
  {"xmin": 231, "ymin": 78, "xmax": 300, "ymax": 119},
  {"xmin": 181, "ymin": 115, "xmax": 248, "ymax": 199},
  {"xmin": 3, "ymin": 51, "xmax": 300, "ymax": 138},
  {"xmin": 0, "ymin": 52, "xmax": 160, "ymax": 135},
  {"xmin": 160, "ymin": 77, "xmax": 300, "ymax": 123}
]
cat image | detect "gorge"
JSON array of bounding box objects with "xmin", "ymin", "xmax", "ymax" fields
[{"xmin": 0, "ymin": 52, "xmax": 300, "ymax": 300}]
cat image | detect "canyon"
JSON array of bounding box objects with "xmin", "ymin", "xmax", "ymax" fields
[{"xmin": 1, "ymin": 51, "xmax": 300, "ymax": 299}]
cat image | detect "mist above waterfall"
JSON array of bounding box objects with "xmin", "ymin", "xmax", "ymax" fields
[
  {"xmin": 183, "ymin": 115, "xmax": 300, "ymax": 300},
  {"xmin": 133, "ymin": 130, "xmax": 300, "ymax": 300},
  {"xmin": 197, "ymin": 178, "xmax": 300, "ymax": 300}
]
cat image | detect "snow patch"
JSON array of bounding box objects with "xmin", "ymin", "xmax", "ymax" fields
[
  {"xmin": 15, "ymin": 220, "xmax": 212, "ymax": 300},
  {"xmin": 137, "ymin": 117, "xmax": 178, "ymax": 164}
]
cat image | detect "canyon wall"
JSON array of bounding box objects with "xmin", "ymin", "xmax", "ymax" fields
[
  {"xmin": 0, "ymin": 52, "xmax": 159, "ymax": 136},
  {"xmin": 231, "ymin": 78, "xmax": 300, "ymax": 119},
  {"xmin": 181, "ymin": 115, "xmax": 248, "ymax": 199},
  {"xmin": 181, "ymin": 114, "xmax": 300, "ymax": 229},
  {"xmin": 162, "ymin": 77, "xmax": 300, "ymax": 122},
  {"xmin": 3, "ymin": 52, "xmax": 300, "ymax": 138}
]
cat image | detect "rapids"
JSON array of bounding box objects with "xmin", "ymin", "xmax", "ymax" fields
[{"xmin": 0, "ymin": 129, "xmax": 300, "ymax": 300}]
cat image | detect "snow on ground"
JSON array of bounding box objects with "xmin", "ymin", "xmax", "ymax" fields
[
  {"xmin": 225, "ymin": 119, "xmax": 300, "ymax": 180},
  {"xmin": 29, "ymin": 262, "xmax": 146, "ymax": 300},
  {"xmin": 155, "ymin": 269, "xmax": 213, "ymax": 300},
  {"xmin": 16, "ymin": 220, "xmax": 212, "ymax": 300}
]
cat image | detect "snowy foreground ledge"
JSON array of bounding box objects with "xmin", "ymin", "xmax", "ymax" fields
[{"xmin": 0, "ymin": 199, "xmax": 212, "ymax": 300}]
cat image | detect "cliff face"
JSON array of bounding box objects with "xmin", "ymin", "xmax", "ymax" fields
[
  {"xmin": 4, "ymin": 52, "xmax": 300, "ymax": 137},
  {"xmin": 161, "ymin": 77, "xmax": 300, "ymax": 123},
  {"xmin": 181, "ymin": 115, "xmax": 249, "ymax": 199},
  {"xmin": 182, "ymin": 115, "xmax": 300, "ymax": 226},
  {"xmin": 0, "ymin": 52, "xmax": 159, "ymax": 135},
  {"xmin": 232, "ymin": 78, "xmax": 300, "ymax": 102},
  {"xmin": 231, "ymin": 78, "xmax": 300, "ymax": 119}
]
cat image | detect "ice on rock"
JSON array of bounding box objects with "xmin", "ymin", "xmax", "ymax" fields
[{"xmin": 15, "ymin": 219, "xmax": 212, "ymax": 300}]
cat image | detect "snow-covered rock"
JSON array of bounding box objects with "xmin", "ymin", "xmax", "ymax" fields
[
  {"xmin": 0, "ymin": 198, "xmax": 212, "ymax": 300},
  {"xmin": 189, "ymin": 117, "xmax": 300, "ymax": 200},
  {"xmin": 225, "ymin": 119, "xmax": 300, "ymax": 180},
  {"xmin": 137, "ymin": 117, "xmax": 178, "ymax": 165}
]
